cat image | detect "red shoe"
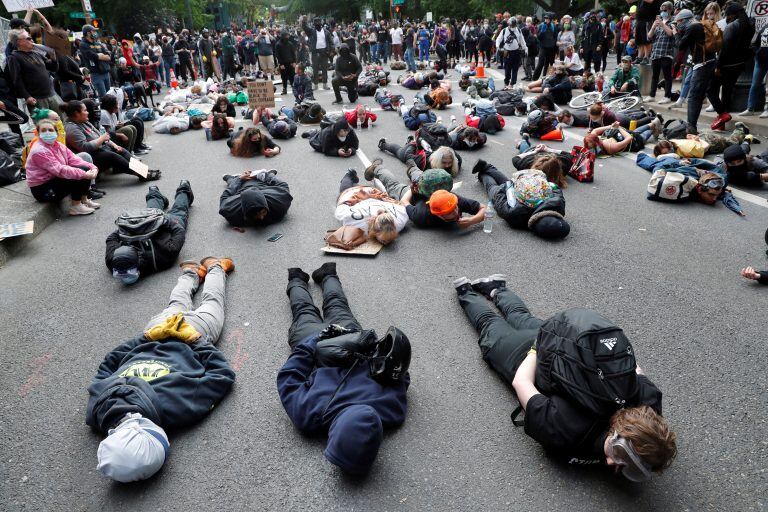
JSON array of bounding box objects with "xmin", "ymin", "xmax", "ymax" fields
[{"xmin": 711, "ymin": 112, "xmax": 731, "ymax": 131}]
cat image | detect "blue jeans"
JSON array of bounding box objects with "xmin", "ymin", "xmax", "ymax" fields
[
  {"xmin": 518, "ymin": 139, "xmax": 532, "ymax": 152},
  {"xmin": 404, "ymin": 47, "xmax": 416, "ymax": 72},
  {"xmin": 748, "ymin": 59, "xmax": 768, "ymax": 111},
  {"xmin": 163, "ymin": 59, "xmax": 173, "ymax": 86},
  {"xmin": 679, "ymin": 66, "xmax": 693, "ymax": 99},
  {"xmin": 91, "ymin": 72, "xmax": 111, "ymax": 98},
  {"xmin": 419, "ymin": 43, "xmax": 430, "ymax": 62},
  {"xmin": 371, "ymin": 43, "xmax": 379, "ymax": 63},
  {"xmin": 633, "ymin": 123, "xmax": 654, "ymax": 144}
]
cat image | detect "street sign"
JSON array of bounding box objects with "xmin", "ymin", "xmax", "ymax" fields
[
  {"xmin": 392, "ymin": 0, "xmax": 405, "ymax": 4},
  {"xmin": 68, "ymin": 11, "xmax": 95, "ymax": 18},
  {"xmin": 2, "ymin": 0, "xmax": 54, "ymax": 12}
]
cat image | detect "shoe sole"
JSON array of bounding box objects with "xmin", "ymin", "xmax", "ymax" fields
[
  {"xmin": 470, "ymin": 274, "xmax": 507, "ymax": 286},
  {"xmin": 453, "ymin": 276, "xmax": 470, "ymax": 289},
  {"xmin": 364, "ymin": 158, "xmax": 383, "ymax": 180},
  {"xmin": 68, "ymin": 209, "xmax": 94, "ymax": 215}
]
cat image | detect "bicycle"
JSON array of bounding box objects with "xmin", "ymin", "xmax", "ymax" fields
[{"xmin": 569, "ymin": 90, "xmax": 641, "ymax": 112}]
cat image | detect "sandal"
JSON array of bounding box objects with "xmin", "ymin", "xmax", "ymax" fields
[{"xmin": 140, "ymin": 169, "xmax": 162, "ymax": 182}]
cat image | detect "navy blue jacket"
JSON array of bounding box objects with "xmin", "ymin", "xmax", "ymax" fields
[
  {"xmin": 276, "ymin": 335, "xmax": 409, "ymax": 436},
  {"xmin": 86, "ymin": 336, "xmax": 235, "ymax": 433}
]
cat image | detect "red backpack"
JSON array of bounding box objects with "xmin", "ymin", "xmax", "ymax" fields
[{"xmin": 568, "ymin": 145, "xmax": 595, "ymax": 183}]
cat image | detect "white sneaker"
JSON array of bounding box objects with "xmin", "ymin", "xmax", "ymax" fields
[
  {"xmin": 643, "ymin": 96, "xmax": 654, "ymax": 102},
  {"xmin": 68, "ymin": 203, "xmax": 95, "ymax": 216},
  {"xmin": 82, "ymin": 197, "xmax": 101, "ymax": 209},
  {"xmin": 738, "ymin": 109, "xmax": 756, "ymax": 116},
  {"xmin": 705, "ymin": 105, "xmax": 715, "ymax": 112},
  {"xmin": 761, "ymin": 110, "xmax": 768, "ymax": 118},
  {"xmin": 656, "ymin": 97, "xmax": 671, "ymax": 105}
]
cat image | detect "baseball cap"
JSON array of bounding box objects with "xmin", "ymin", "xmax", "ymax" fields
[
  {"xmin": 427, "ymin": 190, "xmax": 458, "ymax": 216},
  {"xmin": 97, "ymin": 413, "xmax": 169, "ymax": 482},
  {"xmin": 674, "ymin": 9, "xmax": 694, "ymax": 22}
]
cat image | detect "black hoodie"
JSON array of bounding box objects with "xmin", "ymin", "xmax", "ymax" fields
[
  {"xmin": 309, "ymin": 118, "xmax": 359, "ymax": 156},
  {"xmin": 218, "ymin": 174, "xmax": 293, "ymax": 227},
  {"xmin": 333, "ymin": 45, "xmax": 362, "ymax": 78}
]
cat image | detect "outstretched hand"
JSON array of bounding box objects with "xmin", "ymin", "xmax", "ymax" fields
[{"xmin": 741, "ymin": 267, "xmax": 760, "ymax": 281}]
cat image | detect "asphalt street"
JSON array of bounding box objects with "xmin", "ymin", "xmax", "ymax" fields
[{"xmin": 1, "ymin": 67, "xmax": 767, "ymax": 512}]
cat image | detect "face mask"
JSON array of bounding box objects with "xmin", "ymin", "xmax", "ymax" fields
[
  {"xmin": 39, "ymin": 131, "xmax": 58, "ymax": 144},
  {"xmin": 661, "ymin": 12, "xmax": 669, "ymax": 19},
  {"xmin": 338, "ymin": 134, "xmax": 347, "ymax": 141},
  {"xmin": 113, "ymin": 267, "xmax": 140, "ymax": 284},
  {"xmin": 601, "ymin": 22, "xmax": 606, "ymax": 26},
  {"xmin": 465, "ymin": 139, "xmax": 476, "ymax": 147},
  {"xmin": 564, "ymin": 23, "xmax": 571, "ymax": 30}
]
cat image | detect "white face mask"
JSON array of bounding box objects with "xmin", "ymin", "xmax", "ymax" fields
[
  {"xmin": 39, "ymin": 131, "xmax": 58, "ymax": 144},
  {"xmin": 338, "ymin": 135, "xmax": 347, "ymax": 142},
  {"xmin": 465, "ymin": 139, "xmax": 477, "ymax": 147}
]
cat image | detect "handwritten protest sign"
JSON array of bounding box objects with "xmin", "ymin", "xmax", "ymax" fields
[
  {"xmin": 247, "ymin": 80, "xmax": 275, "ymax": 109},
  {"xmin": 129, "ymin": 157, "xmax": 149, "ymax": 179},
  {"xmin": 2, "ymin": 0, "xmax": 54, "ymax": 13}
]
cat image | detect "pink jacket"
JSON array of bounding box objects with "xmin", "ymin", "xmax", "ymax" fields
[{"xmin": 25, "ymin": 141, "xmax": 92, "ymax": 187}]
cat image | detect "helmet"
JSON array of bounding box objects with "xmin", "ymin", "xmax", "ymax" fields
[
  {"xmin": 368, "ymin": 327, "xmax": 411, "ymax": 383},
  {"xmin": 527, "ymin": 109, "xmax": 544, "ymax": 127}
]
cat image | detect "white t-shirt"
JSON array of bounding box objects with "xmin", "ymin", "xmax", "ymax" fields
[
  {"xmin": 334, "ymin": 198, "xmax": 409, "ymax": 234},
  {"xmin": 315, "ymin": 28, "xmax": 327, "ymax": 50},
  {"xmin": 564, "ymin": 53, "xmax": 583, "ymax": 71},
  {"xmin": 716, "ymin": 18, "xmax": 727, "ymax": 31},
  {"xmin": 390, "ymin": 28, "xmax": 403, "ymax": 45}
]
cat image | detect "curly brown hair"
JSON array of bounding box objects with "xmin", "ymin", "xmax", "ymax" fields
[{"xmin": 609, "ymin": 405, "xmax": 677, "ymax": 472}]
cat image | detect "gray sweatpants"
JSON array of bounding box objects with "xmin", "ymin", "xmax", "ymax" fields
[
  {"xmin": 372, "ymin": 168, "xmax": 409, "ymax": 200},
  {"xmin": 144, "ymin": 265, "xmax": 227, "ymax": 344}
]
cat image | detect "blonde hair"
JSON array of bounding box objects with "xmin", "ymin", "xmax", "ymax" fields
[
  {"xmin": 367, "ymin": 213, "xmax": 398, "ymax": 245},
  {"xmin": 610, "ymin": 406, "xmax": 677, "ymax": 472},
  {"xmin": 429, "ymin": 146, "xmax": 459, "ymax": 177},
  {"xmin": 704, "ymin": 2, "xmax": 721, "ymax": 21}
]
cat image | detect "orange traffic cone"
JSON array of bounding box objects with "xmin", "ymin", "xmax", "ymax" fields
[
  {"xmin": 476, "ymin": 56, "xmax": 486, "ymax": 79},
  {"xmin": 541, "ymin": 127, "xmax": 564, "ymax": 142},
  {"xmin": 170, "ymin": 69, "xmax": 179, "ymax": 89}
]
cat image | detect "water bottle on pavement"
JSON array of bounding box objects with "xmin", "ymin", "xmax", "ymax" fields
[
  {"xmin": 450, "ymin": 114, "xmax": 456, "ymax": 125},
  {"xmin": 483, "ymin": 200, "xmax": 495, "ymax": 234}
]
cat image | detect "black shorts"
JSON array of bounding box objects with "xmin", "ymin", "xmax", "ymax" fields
[{"xmin": 634, "ymin": 20, "xmax": 651, "ymax": 45}]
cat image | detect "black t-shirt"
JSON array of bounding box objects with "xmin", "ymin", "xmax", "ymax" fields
[
  {"xmin": 174, "ymin": 39, "xmax": 192, "ymax": 61},
  {"xmin": 405, "ymin": 196, "xmax": 481, "ymax": 229},
  {"xmin": 405, "ymin": 28, "xmax": 415, "ymax": 48},
  {"xmin": 636, "ymin": 0, "xmax": 661, "ymax": 22},
  {"xmin": 523, "ymin": 374, "xmax": 663, "ymax": 464}
]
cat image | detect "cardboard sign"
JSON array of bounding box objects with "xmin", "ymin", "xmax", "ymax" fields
[
  {"xmin": 129, "ymin": 157, "xmax": 149, "ymax": 179},
  {"xmin": 247, "ymin": 80, "xmax": 275, "ymax": 109},
  {"xmin": 0, "ymin": 220, "xmax": 34, "ymax": 241},
  {"xmin": 426, "ymin": 12, "xmax": 433, "ymax": 22},
  {"xmin": 321, "ymin": 237, "xmax": 383, "ymax": 256},
  {"xmin": 2, "ymin": 0, "xmax": 54, "ymax": 12},
  {"xmin": 43, "ymin": 29, "xmax": 71, "ymax": 56}
]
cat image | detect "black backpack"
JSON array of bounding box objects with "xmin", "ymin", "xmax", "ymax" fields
[
  {"xmin": 534, "ymin": 308, "xmax": 639, "ymax": 418},
  {"xmin": 320, "ymin": 112, "xmax": 342, "ymax": 130},
  {"xmin": 115, "ymin": 208, "xmax": 166, "ymax": 243},
  {"xmin": 662, "ymin": 119, "xmax": 697, "ymax": 140},
  {"xmin": 417, "ymin": 122, "xmax": 451, "ymax": 149}
]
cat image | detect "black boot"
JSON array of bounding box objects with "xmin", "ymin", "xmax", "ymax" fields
[
  {"xmin": 288, "ymin": 267, "xmax": 310, "ymax": 283},
  {"xmin": 311, "ymin": 262, "xmax": 337, "ymax": 284},
  {"xmin": 176, "ymin": 179, "xmax": 194, "ymax": 206},
  {"xmin": 147, "ymin": 185, "xmax": 169, "ymax": 209}
]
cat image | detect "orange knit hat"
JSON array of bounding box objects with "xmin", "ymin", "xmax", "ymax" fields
[{"xmin": 428, "ymin": 190, "xmax": 458, "ymax": 216}]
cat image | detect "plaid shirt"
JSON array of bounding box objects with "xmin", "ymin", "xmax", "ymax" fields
[{"xmin": 650, "ymin": 26, "xmax": 675, "ymax": 60}]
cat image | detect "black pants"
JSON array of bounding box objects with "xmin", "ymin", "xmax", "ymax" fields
[
  {"xmin": 338, "ymin": 172, "xmax": 360, "ymax": 193},
  {"xmin": 0, "ymin": 100, "xmax": 29, "ymax": 138},
  {"xmin": 503, "ymin": 49, "xmax": 522, "ymax": 86},
  {"xmin": 477, "ymin": 163, "xmax": 526, "ymax": 229},
  {"xmin": 717, "ymin": 63, "xmax": 745, "ymax": 112},
  {"xmin": 222, "ymin": 55, "xmax": 236, "ymax": 80},
  {"xmin": 533, "ymin": 47, "xmax": 555, "ymax": 80},
  {"xmin": 382, "ymin": 141, "xmax": 418, "ymax": 164},
  {"xmin": 146, "ymin": 185, "xmax": 191, "ymax": 230},
  {"xmin": 177, "ymin": 59, "xmax": 195, "ymax": 81},
  {"xmin": 582, "ymin": 48, "xmax": 596, "ymax": 72},
  {"xmin": 287, "ymin": 275, "xmax": 362, "ymax": 348},
  {"xmin": 650, "ymin": 57, "xmax": 673, "ymax": 98},
  {"xmin": 466, "ymin": 46, "xmax": 479, "ymax": 65},
  {"xmin": 332, "ymin": 75, "xmax": 358, "ymax": 103},
  {"xmin": 29, "ymin": 176, "xmax": 91, "ymax": 203},
  {"xmin": 599, "ymin": 47, "xmax": 610, "ymax": 72},
  {"xmin": 90, "ymin": 148, "xmax": 143, "ymax": 179},
  {"xmin": 311, "ymin": 50, "xmax": 330, "ymax": 86},
  {"xmin": 458, "ymin": 288, "xmax": 544, "ymax": 385},
  {"xmin": 279, "ymin": 64, "xmax": 295, "ymax": 93}
]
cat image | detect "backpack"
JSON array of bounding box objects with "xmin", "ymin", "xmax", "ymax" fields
[
  {"xmin": 662, "ymin": 119, "xmax": 697, "ymax": 140},
  {"xmin": 125, "ymin": 107, "xmax": 157, "ymax": 121},
  {"xmin": 568, "ymin": 145, "xmax": 595, "ymax": 182},
  {"xmin": 115, "ymin": 208, "xmax": 166, "ymax": 243},
  {"xmin": 417, "ymin": 122, "xmax": 451, "ymax": 149},
  {"xmin": 320, "ymin": 112, "xmax": 342, "ymax": 130},
  {"xmin": 534, "ymin": 308, "xmax": 639, "ymax": 418},
  {"xmin": 475, "ymin": 99, "xmax": 497, "ymax": 118},
  {"xmin": 647, "ymin": 170, "xmax": 698, "ymax": 202},
  {"xmin": 701, "ymin": 19, "xmax": 723, "ymax": 55}
]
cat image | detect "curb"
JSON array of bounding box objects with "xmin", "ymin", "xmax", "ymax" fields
[{"xmin": 0, "ymin": 182, "xmax": 60, "ymax": 267}]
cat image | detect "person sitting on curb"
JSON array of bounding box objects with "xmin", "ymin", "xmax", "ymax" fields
[
  {"xmin": 473, "ymin": 159, "xmax": 570, "ymax": 239},
  {"xmin": 86, "ymin": 257, "xmax": 236, "ymax": 482},
  {"xmin": 106, "ymin": 180, "xmax": 194, "ymax": 285},
  {"xmin": 278, "ymin": 263, "xmax": 410, "ymax": 474},
  {"xmin": 303, "ymin": 117, "xmax": 359, "ymax": 158},
  {"xmin": 452, "ymin": 274, "xmax": 677, "ymax": 480},
  {"xmin": 219, "ymin": 170, "xmax": 293, "ymax": 228}
]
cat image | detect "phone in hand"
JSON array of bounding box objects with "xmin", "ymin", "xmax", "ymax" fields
[{"xmin": 267, "ymin": 233, "xmax": 283, "ymax": 242}]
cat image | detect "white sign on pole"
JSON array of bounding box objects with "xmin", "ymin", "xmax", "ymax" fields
[
  {"xmin": 1, "ymin": 0, "xmax": 55, "ymax": 13},
  {"xmin": 82, "ymin": 0, "xmax": 91, "ymax": 11},
  {"xmin": 748, "ymin": 0, "xmax": 768, "ymax": 33},
  {"xmin": 426, "ymin": 11, "xmax": 433, "ymax": 22},
  {"xmin": 365, "ymin": 9, "xmax": 373, "ymax": 20}
]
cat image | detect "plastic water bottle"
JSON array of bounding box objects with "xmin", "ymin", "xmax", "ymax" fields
[
  {"xmin": 483, "ymin": 201, "xmax": 495, "ymax": 234},
  {"xmin": 450, "ymin": 115, "xmax": 456, "ymax": 125},
  {"xmin": 437, "ymin": 115, "xmax": 443, "ymax": 124}
]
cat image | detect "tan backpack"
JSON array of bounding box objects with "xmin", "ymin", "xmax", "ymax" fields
[{"xmin": 701, "ymin": 19, "xmax": 723, "ymax": 54}]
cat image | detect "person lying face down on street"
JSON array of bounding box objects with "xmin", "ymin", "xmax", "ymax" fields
[
  {"xmin": 260, "ymin": 111, "xmax": 298, "ymax": 139},
  {"xmin": 663, "ymin": 123, "xmax": 756, "ymax": 157},
  {"xmin": 513, "ymin": 136, "xmax": 573, "ymax": 176},
  {"xmin": 228, "ymin": 126, "xmax": 281, "ymax": 157},
  {"xmin": 472, "ymin": 158, "xmax": 570, "ymax": 239},
  {"xmin": 557, "ymin": 104, "xmax": 658, "ymax": 130},
  {"xmin": 106, "ymin": 181, "xmax": 194, "ymax": 285},
  {"xmin": 333, "ymin": 168, "xmax": 409, "ymax": 247},
  {"xmin": 719, "ymin": 145, "xmax": 768, "ymax": 188},
  {"xmin": 219, "ymin": 169, "xmax": 293, "ymax": 227},
  {"xmin": 86, "ymin": 258, "xmax": 236, "ymax": 483},
  {"xmin": 305, "ymin": 117, "xmax": 359, "ymax": 157},
  {"xmin": 636, "ymin": 143, "xmax": 744, "ymax": 216},
  {"xmin": 452, "ymin": 274, "xmax": 677, "ymax": 482},
  {"xmin": 361, "ymin": 158, "xmax": 485, "ymax": 231},
  {"xmin": 278, "ymin": 263, "xmax": 410, "ymax": 475},
  {"xmin": 449, "ymin": 125, "xmax": 487, "ymax": 151},
  {"xmin": 203, "ymin": 112, "xmax": 234, "ymax": 140},
  {"xmin": 344, "ymin": 104, "xmax": 377, "ymax": 129}
]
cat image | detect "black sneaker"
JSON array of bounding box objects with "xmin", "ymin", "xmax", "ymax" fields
[
  {"xmin": 470, "ymin": 274, "xmax": 507, "ymax": 299},
  {"xmin": 734, "ymin": 121, "xmax": 750, "ymax": 135},
  {"xmin": 148, "ymin": 185, "xmax": 169, "ymax": 209},
  {"xmin": 345, "ymin": 168, "xmax": 359, "ymax": 184},
  {"xmin": 88, "ymin": 189, "xmax": 105, "ymax": 200},
  {"xmin": 222, "ymin": 174, "xmax": 236, "ymax": 182},
  {"xmin": 288, "ymin": 267, "xmax": 310, "ymax": 283},
  {"xmin": 378, "ymin": 138, "xmax": 387, "ymax": 151},
  {"xmin": 472, "ymin": 159, "xmax": 488, "ymax": 175},
  {"xmin": 332, "ymin": 99, "xmax": 343, "ymax": 104},
  {"xmin": 453, "ymin": 276, "xmax": 472, "ymax": 295},
  {"xmin": 311, "ymin": 262, "xmax": 337, "ymax": 284},
  {"xmin": 177, "ymin": 179, "xmax": 194, "ymax": 205},
  {"xmin": 91, "ymin": 187, "xmax": 107, "ymax": 196}
]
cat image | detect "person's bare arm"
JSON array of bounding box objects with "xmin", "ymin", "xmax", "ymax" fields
[
  {"xmin": 32, "ymin": 8, "xmax": 53, "ymax": 32},
  {"xmin": 399, "ymin": 189, "xmax": 413, "ymax": 205},
  {"xmin": 457, "ymin": 204, "xmax": 487, "ymax": 229},
  {"xmin": 512, "ymin": 352, "xmax": 540, "ymax": 410}
]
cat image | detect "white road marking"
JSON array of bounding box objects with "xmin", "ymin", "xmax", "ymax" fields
[{"xmin": 357, "ymin": 148, "xmax": 372, "ymax": 167}]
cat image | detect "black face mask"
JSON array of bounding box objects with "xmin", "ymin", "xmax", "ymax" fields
[
  {"xmin": 727, "ymin": 162, "xmax": 747, "ymax": 173},
  {"xmin": 314, "ymin": 24, "xmax": 322, "ymax": 31}
]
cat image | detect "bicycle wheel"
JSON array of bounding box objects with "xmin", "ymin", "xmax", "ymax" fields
[
  {"xmin": 569, "ymin": 91, "xmax": 602, "ymax": 109},
  {"xmin": 607, "ymin": 96, "xmax": 640, "ymax": 112}
]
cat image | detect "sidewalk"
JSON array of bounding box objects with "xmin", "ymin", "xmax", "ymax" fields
[{"xmin": 0, "ymin": 180, "xmax": 59, "ymax": 266}]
